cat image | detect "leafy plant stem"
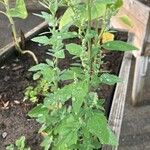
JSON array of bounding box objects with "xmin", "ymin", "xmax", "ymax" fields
[
  {"xmin": 98, "ymin": 8, "xmax": 108, "ymax": 44},
  {"xmin": 54, "ymin": 57, "xmax": 58, "ymax": 90}
]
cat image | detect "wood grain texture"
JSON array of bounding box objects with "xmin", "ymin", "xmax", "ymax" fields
[
  {"xmin": 111, "ymin": 0, "xmax": 150, "ymax": 57},
  {"xmin": 0, "ymin": 21, "xmax": 47, "ymax": 58},
  {"xmin": 102, "ymin": 34, "xmax": 134, "ymax": 150}
]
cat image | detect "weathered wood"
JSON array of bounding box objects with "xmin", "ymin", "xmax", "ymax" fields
[
  {"xmin": 102, "ymin": 33, "xmax": 134, "ymax": 150},
  {"xmin": 111, "ymin": 0, "xmax": 150, "ymax": 57},
  {"xmin": 0, "ymin": 21, "xmax": 47, "ymax": 59},
  {"xmin": 111, "ymin": 0, "xmax": 150, "ymax": 106},
  {"xmin": 131, "ymin": 56, "xmax": 149, "ymax": 105}
]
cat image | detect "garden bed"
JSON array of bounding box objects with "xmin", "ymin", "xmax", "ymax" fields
[{"xmin": 0, "ymin": 25, "xmax": 128, "ymax": 149}]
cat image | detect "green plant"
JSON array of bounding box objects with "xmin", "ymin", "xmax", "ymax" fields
[
  {"xmin": 27, "ymin": 0, "xmax": 138, "ymax": 150},
  {"xmin": 0, "ymin": 0, "xmax": 38, "ymax": 64},
  {"xmin": 6, "ymin": 136, "xmax": 30, "ymax": 150}
]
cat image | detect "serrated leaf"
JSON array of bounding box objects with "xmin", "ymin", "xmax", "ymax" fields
[
  {"xmin": 53, "ymin": 50, "xmax": 65, "ymax": 59},
  {"xmin": 100, "ymin": 73, "xmax": 122, "ymax": 85},
  {"xmin": 102, "ymin": 40, "xmax": 138, "ymax": 51},
  {"xmin": 7, "ymin": 0, "xmax": 28, "ymax": 19},
  {"xmin": 34, "ymin": 12, "xmax": 56, "ymax": 26},
  {"xmin": 87, "ymin": 112, "xmax": 118, "ymax": 145},
  {"xmin": 119, "ymin": 15, "xmax": 134, "ymax": 27},
  {"xmin": 31, "ymin": 36, "xmax": 50, "ymax": 45},
  {"xmin": 66, "ymin": 43, "xmax": 83, "ymax": 57}
]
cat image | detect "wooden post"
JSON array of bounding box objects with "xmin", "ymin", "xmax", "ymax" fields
[
  {"xmin": 102, "ymin": 33, "xmax": 134, "ymax": 150},
  {"xmin": 111, "ymin": 0, "xmax": 150, "ymax": 105}
]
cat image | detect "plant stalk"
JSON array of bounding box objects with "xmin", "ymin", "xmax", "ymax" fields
[
  {"xmin": 4, "ymin": 0, "xmax": 38, "ymax": 64},
  {"xmin": 87, "ymin": 0, "xmax": 92, "ymax": 90}
]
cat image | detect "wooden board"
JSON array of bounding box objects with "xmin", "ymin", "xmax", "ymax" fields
[
  {"xmin": 102, "ymin": 33, "xmax": 134, "ymax": 150},
  {"xmin": 0, "ymin": 21, "xmax": 47, "ymax": 61},
  {"xmin": 111, "ymin": 0, "xmax": 150, "ymax": 57}
]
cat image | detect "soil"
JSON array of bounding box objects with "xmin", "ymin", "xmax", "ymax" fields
[
  {"xmin": 138, "ymin": 0, "xmax": 150, "ymax": 7},
  {"xmin": 0, "ymin": 30, "xmax": 127, "ymax": 150}
]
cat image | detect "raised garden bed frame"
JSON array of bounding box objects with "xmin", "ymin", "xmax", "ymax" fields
[
  {"xmin": 111, "ymin": 0, "xmax": 150, "ymax": 106},
  {"xmin": 0, "ymin": 19, "xmax": 134, "ymax": 149}
]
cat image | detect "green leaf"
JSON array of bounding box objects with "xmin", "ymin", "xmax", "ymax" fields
[
  {"xmin": 7, "ymin": 0, "xmax": 28, "ymax": 19},
  {"xmin": 60, "ymin": 32, "xmax": 78, "ymax": 40},
  {"xmin": 60, "ymin": 67, "xmax": 83, "ymax": 81},
  {"xmin": 33, "ymin": 72, "xmax": 41, "ymax": 80},
  {"xmin": 6, "ymin": 144, "xmax": 15, "ymax": 150},
  {"xmin": 55, "ymin": 115, "xmax": 79, "ymax": 148},
  {"xmin": 119, "ymin": 15, "xmax": 134, "ymax": 27},
  {"xmin": 102, "ymin": 40, "xmax": 138, "ymax": 51},
  {"xmin": 34, "ymin": 12, "xmax": 56, "ymax": 26},
  {"xmin": 29, "ymin": 63, "xmax": 49, "ymax": 72},
  {"xmin": 114, "ymin": 0, "xmax": 123, "ymax": 9},
  {"xmin": 95, "ymin": 0, "xmax": 114, "ymax": 4},
  {"xmin": 66, "ymin": 43, "xmax": 83, "ymax": 57},
  {"xmin": 31, "ymin": 36, "xmax": 50, "ymax": 45},
  {"xmin": 29, "ymin": 64, "xmax": 55, "ymax": 81},
  {"xmin": 53, "ymin": 50, "xmax": 65, "ymax": 59},
  {"xmin": 28, "ymin": 104, "xmax": 49, "ymax": 118},
  {"xmin": 59, "ymin": 7, "xmax": 74, "ymax": 29},
  {"xmin": 72, "ymin": 81, "xmax": 88, "ymax": 113},
  {"xmin": 100, "ymin": 73, "xmax": 122, "ymax": 85},
  {"xmin": 46, "ymin": 59, "xmax": 54, "ymax": 67},
  {"xmin": 15, "ymin": 136, "xmax": 25, "ymax": 149},
  {"xmin": 40, "ymin": 136, "xmax": 53, "ymax": 150},
  {"xmin": 87, "ymin": 112, "xmax": 118, "ymax": 145},
  {"xmin": 90, "ymin": 3, "xmax": 106, "ymax": 20},
  {"xmin": 44, "ymin": 84, "xmax": 72, "ymax": 107}
]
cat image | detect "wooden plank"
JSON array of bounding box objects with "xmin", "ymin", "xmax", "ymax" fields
[
  {"xmin": 0, "ymin": 21, "xmax": 47, "ymax": 57},
  {"xmin": 123, "ymin": 0, "xmax": 150, "ymax": 25},
  {"xmin": 102, "ymin": 33, "xmax": 134, "ymax": 150},
  {"xmin": 111, "ymin": 0, "xmax": 150, "ymax": 57},
  {"xmin": 131, "ymin": 56, "xmax": 149, "ymax": 105}
]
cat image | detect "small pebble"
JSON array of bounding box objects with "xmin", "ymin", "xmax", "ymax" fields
[
  {"xmin": 2, "ymin": 132, "xmax": 8, "ymax": 139},
  {"xmin": 4, "ymin": 76, "xmax": 10, "ymax": 82},
  {"xmin": 1, "ymin": 65, "xmax": 6, "ymax": 69}
]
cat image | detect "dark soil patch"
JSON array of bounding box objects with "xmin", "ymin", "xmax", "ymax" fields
[
  {"xmin": 138, "ymin": 0, "xmax": 150, "ymax": 7},
  {"xmin": 0, "ymin": 30, "xmax": 127, "ymax": 150}
]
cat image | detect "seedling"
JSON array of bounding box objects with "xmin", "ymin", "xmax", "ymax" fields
[
  {"xmin": 0, "ymin": 0, "xmax": 38, "ymax": 64},
  {"xmin": 26, "ymin": 0, "xmax": 138, "ymax": 149},
  {"xmin": 6, "ymin": 136, "xmax": 30, "ymax": 150}
]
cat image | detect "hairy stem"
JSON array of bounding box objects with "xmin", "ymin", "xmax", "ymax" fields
[{"xmin": 87, "ymin": 0, "xmax": 92, "ymax": 89}]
